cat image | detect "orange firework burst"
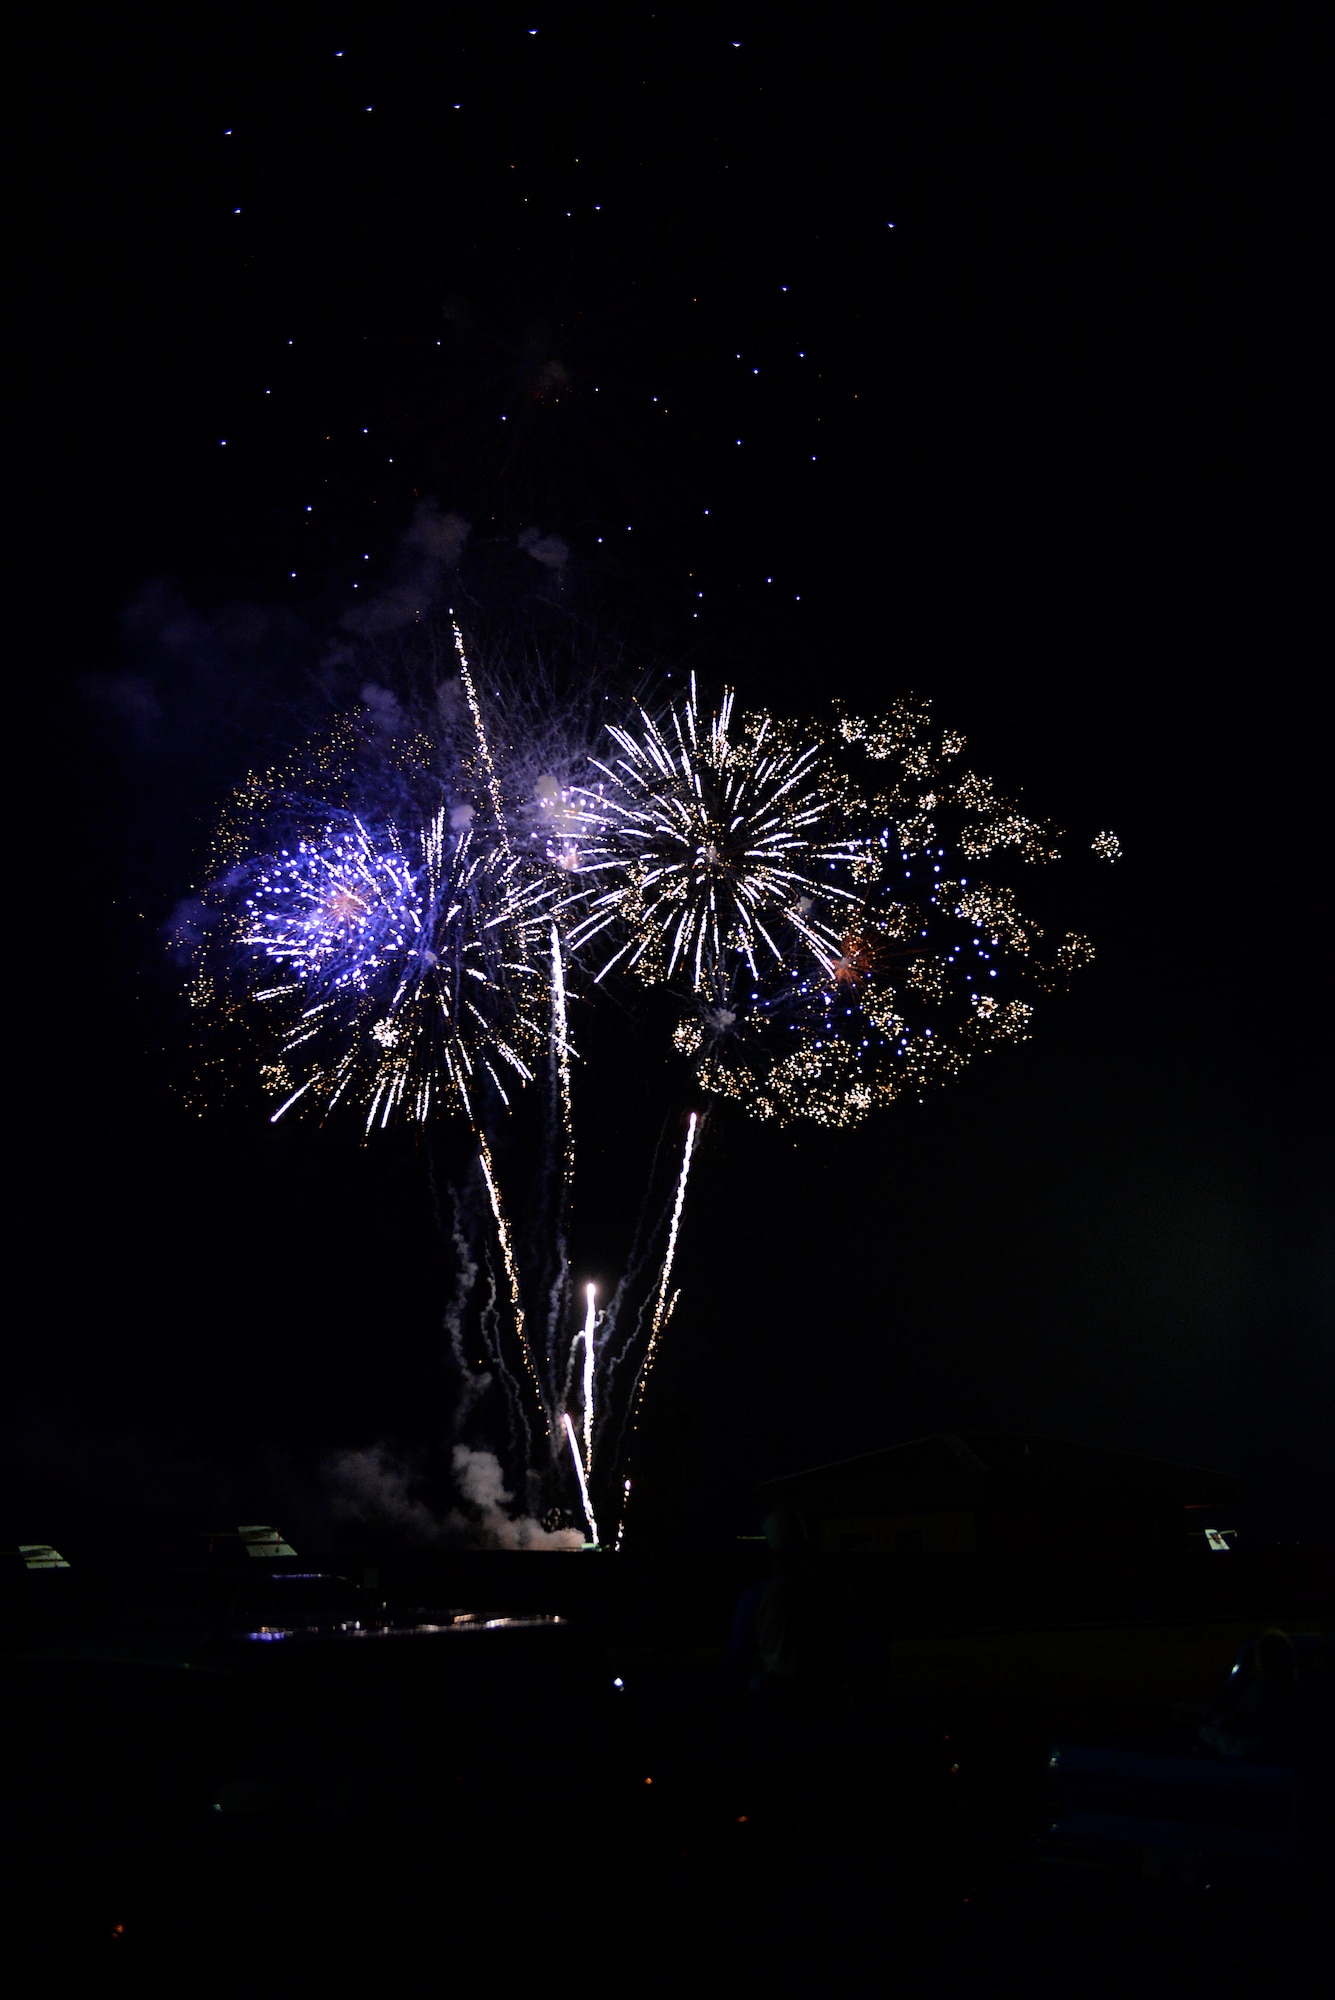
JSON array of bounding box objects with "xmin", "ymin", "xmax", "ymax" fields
[{"xmin": 828, "ymin": 931, "xmax": 877, "ymax": 986}]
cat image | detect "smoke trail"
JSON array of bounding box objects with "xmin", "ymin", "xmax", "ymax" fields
[{"xmin": 478, "ymin": 1236, "xmax": 530, "ymax": 1468}]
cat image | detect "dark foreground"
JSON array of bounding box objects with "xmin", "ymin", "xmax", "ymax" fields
[{"xmin": 5, "ymin": 1549, "xmax": 1330, "ymax": 1990}]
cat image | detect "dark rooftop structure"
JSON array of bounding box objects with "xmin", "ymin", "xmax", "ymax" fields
[{"xmin": 760, "ymin": 1434, "xmax": 1239, "ymax": 1558}]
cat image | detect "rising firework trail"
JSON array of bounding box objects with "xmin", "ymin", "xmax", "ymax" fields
[
  {"xmin": 617, "ymin": 1109, "xmax": 701, "ymax": 1515},
  {"xmin": 453, "ymin": 619, "xmax": 511, "ymax": 856},
  {"xmin": 581, "ymin": 1282, "xmax": 597, "ymax": 1471},
  {"xmin": 563, "ymin": 1412, "xmax": 599, "ymax": 1545}
]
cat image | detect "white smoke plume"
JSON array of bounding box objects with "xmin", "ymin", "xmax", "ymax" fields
[
  {"xmin": 324, "ymin": 1441, "xmax": 582, "ymax": 1550},
  {"xmin": 451, "ymin": 1446, "xmax": 583, "ymax": 1550}
]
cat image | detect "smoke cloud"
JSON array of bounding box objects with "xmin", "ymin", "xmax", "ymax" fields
[
  {"xmin": 324, "ymin": 1441, "xmax": 583, "ymax": 1550},
  {"xmin": 337, "ymin": 500, "xmax": 471, "ymax": 640}
]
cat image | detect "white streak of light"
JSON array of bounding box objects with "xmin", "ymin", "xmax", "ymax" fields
[
  {"xmin": 651, "ymin": 1113, "xmax": 698, "ymax": 1336},
  {"xmin": 564, "ymin": 1412, "xmax": 599, "ymax": 1545},
  {"xmin": 581, "ymin": 1282, "xmax": 597, "ymax": 1471},
  {"xmin": 270, "ymin": 1076, "xmax": 318, "ymax": 1123},
  {"xmin": 626, "ymin": 1114, "xmax": 699, "ymax": 1458}
]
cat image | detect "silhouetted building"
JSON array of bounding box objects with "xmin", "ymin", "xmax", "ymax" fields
[{"xmin": 760, "ymin": 1434, "xmax": 1239, "ymax": 1562}]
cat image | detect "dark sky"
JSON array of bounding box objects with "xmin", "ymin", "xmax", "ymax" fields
[{"xmin": 11, "ymin": 16, "xmax": 1329, "ymax": 1550}]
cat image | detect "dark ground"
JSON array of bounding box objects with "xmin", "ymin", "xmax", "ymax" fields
[{"xmin": 6, "ymin": 1543, "xmax": 1330, "ymax": 1988}]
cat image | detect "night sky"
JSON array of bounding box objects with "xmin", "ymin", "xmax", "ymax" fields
[{"xmin": 11, "ymin": 18, "xmax": 1328, "ymax": 1550}]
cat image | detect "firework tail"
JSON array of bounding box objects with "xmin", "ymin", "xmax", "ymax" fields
[
  {"xmin": 543, "ymin": 922, "xmax": 577, "ymax": 1378},
  {"xmin": 581, "ymin": 1283, "xmax": 597, "ymax": 1472},
  {"xmin": 563, "ymin": 1412, "xmax": 599, "ymax": 1545},
  {"xmin": 613, "ymin": 1113, "xmax": 699, "ymax": 1547},
  {"xmin": 452, "ymin": 620, "xmax": 510, "ymax": 856},
  {"xmin": 649, "ymin": 1114, "xmax": 698, "ymax": 1343},
  {"xmin": 477, "ymin": 1132, "xmax": 550, "ymax": 1437}
]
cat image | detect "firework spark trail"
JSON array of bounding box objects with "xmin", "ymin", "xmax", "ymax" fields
[
  {"xmin": 563, "ymin": 1412, "xmax": 599, "ymax": 1545},
  {"xmin": 580, "ymin": 1282, "xmax": 597, "ymax": 1472},
  {"xmin": 614, "ymin": 1478, "xmax": 633, "ymax": 1554},
  {"xmin": 595, "ymin": 1110, "xmax": 686, "ymax": 1402},
  {"xmin": 610, "ymin": 1114, "xmax": 699, "ymax": 1550},
  {"xmin": 550, "ymin": 922, "xmax": 575, "ymax": 1185},
  {"xmin": 624, "ymin": 1114, "xmax": 699, "ymax": 1440},
  {"xmin": 650, "ymin": 1113, "xmax": 697, "ymax": 1339},
  {"xmin": 452, "ymin": 620, "xmax": 510, "ymax": 857},
  {"xmin": 539, "ymin": 920, "xmax": 577, "ymax": 1375},
  {"xmin": 477, "ymin": 1133, "xmax": 550, "ymax": 1436}
]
